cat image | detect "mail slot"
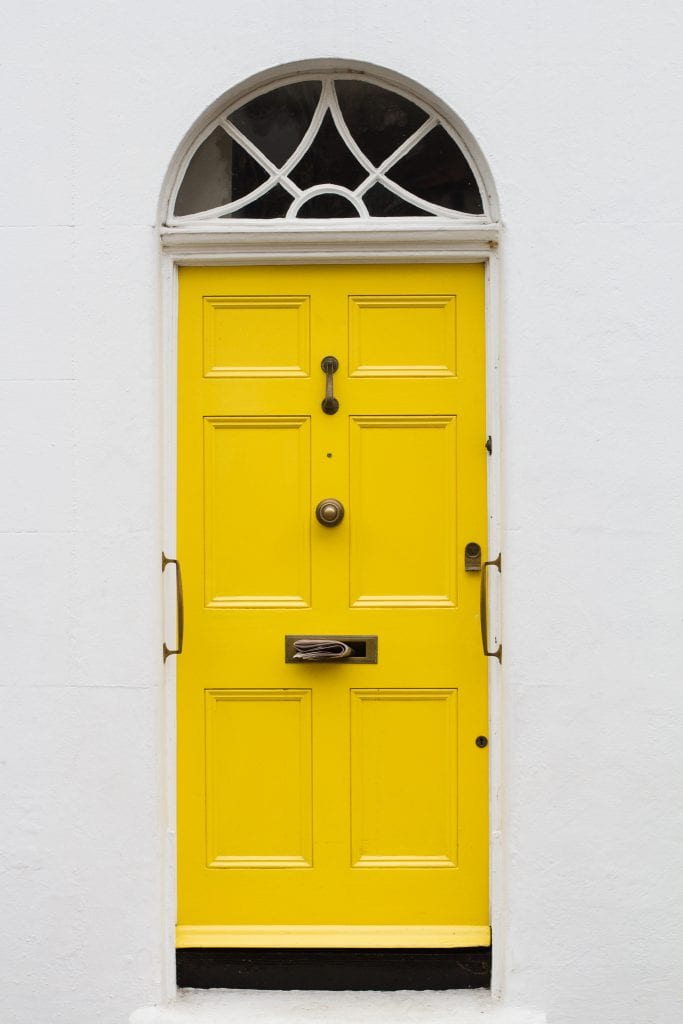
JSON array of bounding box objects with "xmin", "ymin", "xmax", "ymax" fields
[{"xmin": 285, "ymin": 635, "xmax": 378, "ymax": 664}]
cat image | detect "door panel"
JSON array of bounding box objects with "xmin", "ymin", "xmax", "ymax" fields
[
  {"xmin": 203, "ymin": 295, "xmax": 310, "ymax": 377},
  {"xmin": 350, "ymin": 688, "xmax": 458, "ymax": 868},
  {"xmin": 348, "ymin": 295, "xmax": 457, "ymax": 377},
  {"xmin": 349, "ymin": 415, "xmax": 456, "ymax": 606},
  {"xmin": 204, "ymin": 416, "xmax": 311, "ymax": 607},
  {"xmin": 177, "ymin": 263, "xmax": 489, "ymax": 948},
  {"xmin": 205, "ymin": 688, "xmax": 313, "ymax": 868}
]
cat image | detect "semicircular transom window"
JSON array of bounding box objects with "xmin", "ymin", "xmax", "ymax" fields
[{"xmin": 170, "ymin": 75, "xmax": 485, "ymax": 223}]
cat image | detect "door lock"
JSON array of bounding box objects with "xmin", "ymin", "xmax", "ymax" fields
[
  {"xmin": 316, "ymin": 498, "xmax": 344, "ymax": 526},
  {"xmin": 465, "ymin": 542, "xmax": 482, "ymax": 571}
]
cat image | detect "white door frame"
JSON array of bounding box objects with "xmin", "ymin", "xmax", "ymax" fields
[{"xmin": 158, "ymin": 225, "xmax": 503, "ymax": 999}]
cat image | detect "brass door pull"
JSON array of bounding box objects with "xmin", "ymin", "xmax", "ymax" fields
[
  {"xmin": 162, "ymin": 552, "xmax": 184, "ymax": 661},
  {"xmin": 321, "ymin": 356, "xmax": 339, "ymax": 414},
  {"xmin": 480, "ymin": 553, "xmax": 502, "ymax": 663}
]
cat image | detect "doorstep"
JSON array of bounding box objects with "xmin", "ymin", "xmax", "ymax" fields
[{"xmin": 130, "ymin": 989, "xmax": 546, "ymax": 1024}]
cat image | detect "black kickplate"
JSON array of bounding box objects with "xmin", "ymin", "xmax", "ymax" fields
[{"xmin": 177, "ymin": 947, "xmax": 491, "ymax": 990}]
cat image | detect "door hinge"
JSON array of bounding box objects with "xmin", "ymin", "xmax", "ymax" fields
[{"xmin": 485, "ymin": 436, "xmax": 493, "ymax": 455}]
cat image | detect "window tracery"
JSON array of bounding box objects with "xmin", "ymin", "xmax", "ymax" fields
[{"xmin": 169, "ymin": 76, "xmax": 485, "ymax": 223}]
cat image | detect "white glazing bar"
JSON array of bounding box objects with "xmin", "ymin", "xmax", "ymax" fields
[
  {"xmin": 221, "ymin": 121, "xmax": 286, "ymax": 180},
  {"xmin": 172, "ymin": 126, "xmax": 303, "ymax": 222},
  {"xmin": 287, "ymin": 184, "xmax": 368, "ymax": 218},
  {"xmin": 352, "ymin": 118, "xmax": 438, "ymax": 212},
  {"xmin": 375, "ymin": 117, "xmax": 437, "ymax": 176},
  {"xmin": 327, "ymin": 83, "xmax": 378, "ymax": 177},
  {"xmin": 172, "ymin": 178, "xmax": 276, "ymax": 222},
  {"xmin": 274, "ymin": 80, "xmax": 333, "ymax": 181},
  {"xmin": 370, "ymin": 177, "xmax": 477, "ymax": 219}
]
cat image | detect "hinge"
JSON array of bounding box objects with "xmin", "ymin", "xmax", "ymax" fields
[{"xmin": 485, "ymin": 435, "xmax": 493, "ymax": 455}]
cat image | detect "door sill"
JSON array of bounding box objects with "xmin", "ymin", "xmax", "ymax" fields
[{"xmin": 176, "ymin": 947, "xmax": 491, "ymax": 990}]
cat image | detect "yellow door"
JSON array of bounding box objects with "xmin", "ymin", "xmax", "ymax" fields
[{"xmin": 176, "ymin": 263, "xmax": 489, "ymax": 949}]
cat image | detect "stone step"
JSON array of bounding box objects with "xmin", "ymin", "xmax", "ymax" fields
[{"xmin": 131, "ymin": 989, "xmax": 546, "ymax": 1024}]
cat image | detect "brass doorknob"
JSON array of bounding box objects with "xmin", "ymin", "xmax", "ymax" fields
[{"xmin": 315, "ymin": 498, "xmax": 344, "ymax": 527}]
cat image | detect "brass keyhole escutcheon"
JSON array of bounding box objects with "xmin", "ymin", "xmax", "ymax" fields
[
  {"xmin": 315, "ymin": 498, "xmax": 344, "ymax": 527},
  {"xmin": 465, "ymin": 541, "xmax": 482, "ymax": 571}
]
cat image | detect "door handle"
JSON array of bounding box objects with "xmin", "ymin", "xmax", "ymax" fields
[
  {"xmin": 321, "ymin": 356, "xmax": 339, "ymax": 414},
  {"xmin": 315, "ymin": 498, "xmax": 345, "ymax": 526},
  {"xmin": 162, "ymin": 552, "xmax": 184, "ymax": 661},
  {"xmin": 480, "ymin": 553, "xmax": 502, "ymax": 662}
]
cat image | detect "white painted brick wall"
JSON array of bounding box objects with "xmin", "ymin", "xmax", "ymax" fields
[{"xmin": 2, "ymin": 3, "xmax": 682, "ymax": 1023}]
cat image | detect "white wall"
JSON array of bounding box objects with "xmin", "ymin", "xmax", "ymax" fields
[{"xmin": 2, "ymin": 3, "xmax": 683, "ymax": 1023}]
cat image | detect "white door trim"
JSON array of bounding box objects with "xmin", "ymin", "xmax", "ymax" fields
[{"xmin": 159, "ymin": 225, "xmax": 504, "ymax": 1000}]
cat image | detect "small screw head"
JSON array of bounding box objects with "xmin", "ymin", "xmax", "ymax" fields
[{"xmin": 475, "ymin": 735, "xmax": 488, "ymax": 748}]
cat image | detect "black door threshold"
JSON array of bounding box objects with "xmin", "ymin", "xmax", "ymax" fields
[{"xmin": 177, "ymin": 947, "xmax": 491, "ymax": 990}]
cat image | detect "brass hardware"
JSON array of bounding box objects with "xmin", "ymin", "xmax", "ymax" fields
[
  {"xmin": 465, "ymin": 541, "xmax": 482, "ymax": 571},
  {"xmin": 316, "ymin": 498, "xmax": 344, "ymax": 526},
  {"xmin": 480, "ymin": 553, "xmax": 502, "ymax": 662},
  {"xmin": 285, "ymin": 635, "xmax": 378, "ymax": 664},
  {"xmin": 321, "ymin": 355, "xmax": 339, "ymax": 414},
  {"xmin": 162, "ymin": 552, "xmax": 184, "ymax": 662}
]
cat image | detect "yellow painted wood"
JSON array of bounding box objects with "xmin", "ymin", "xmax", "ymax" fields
[
  {"xmin": 203, "ymin": 295, "xmax": 310, "ymax": 377},
  {"xmin": 349, "ymin": 416, "xmax": 457, "ymax": 605},
  {"xmin": 205, "ymin": 689, "xmax": 312, "ymax": 868},
  {"xmin": 204, "ymin": 416, "xmax": 310, "ymax": 606},
  {"xmin": 350, "ymin": 690, "xmax": 458, "ymax": 868},
  {"xmin": 177, "ymin": 264, "xmax": 488, "ymax": 946},
  {"xmin": 176, "ymin": 925, "xmax": 491, "ymax": 948},
  {"xmin": 348, "ymin": 295, "xmax": 456, "ymax": 377}
]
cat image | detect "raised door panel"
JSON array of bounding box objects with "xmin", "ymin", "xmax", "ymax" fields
[
  {"xmin": 348, "ymin": 295, "xmax": 456, "ymax": 377},
  {"xmin": 349, "ymin": 415, "xmax": 457, "ymax": 607},
  {"xmin": 203, "ymin": 295, "xmax": 310, "ymax": 377},
  {"xmin": 204, "ymin": 416, "xmax": 310, "ymax": 607},
  {"xmin": 205, "ymin": 689, "xmax": 313, "ymax": 868},
  {"xmin": 350, "ymin": 689, "xmax": 458, "ymax": 868}
]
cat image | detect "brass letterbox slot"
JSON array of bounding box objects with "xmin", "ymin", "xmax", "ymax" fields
[{"xmin": 285, "ymin": 635, "xmax": 378, "ymax": 664}]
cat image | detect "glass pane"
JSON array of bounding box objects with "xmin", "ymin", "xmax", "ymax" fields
[
  {"xmin": 335, "ymin": 80, "xmax": 428, "ymax": 166},
  {"xmin": 221, "ymin": 183, "xmax": 293, "ymax": 219},
  {"xmin": 297, "ymin": 194, "xmax": 360, "ymax": 218},
  {"xmin": 230, "ymin": 80, "xmax": 322, "ymax": 168},
  {"xmin": 387, "ymin": 126, "xmax": 483, "ymax": 213},
  {"xmin": 289, "ymin": 111, "xmax": 367, "ymax": 191},
  {"xmin": 174, "ymin": 128, "xmax": 268, "ymax": 215},
  {"xmin": 363, "ymin": 182, "xmax": 432, "ymax": 217}
]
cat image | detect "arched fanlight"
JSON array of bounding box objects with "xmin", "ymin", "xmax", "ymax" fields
[{"xmin": 168, "ymin": 75, "xmax": 485, "ymax": 223}]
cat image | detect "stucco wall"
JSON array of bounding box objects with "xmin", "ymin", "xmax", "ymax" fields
[{"xmin": 2, "ymin": 3, "xmax": 683, "ymax": 1023}]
